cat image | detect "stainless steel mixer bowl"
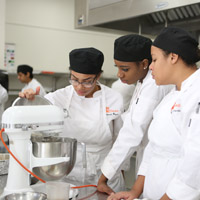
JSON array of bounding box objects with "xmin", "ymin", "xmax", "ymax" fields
[
  {"xmin": 4, "ymin": 192, "xmax": 47, "ymax": 200},
  {"xmin": 31, "ymin": 136, "xmax": 77, "ymax": 181}
]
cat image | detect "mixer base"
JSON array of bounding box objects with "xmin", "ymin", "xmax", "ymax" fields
[{"xmin": 31, "ymin": 182, "xmax": 79, "ymax": 199}]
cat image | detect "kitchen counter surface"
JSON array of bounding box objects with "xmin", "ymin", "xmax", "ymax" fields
[{"xmin": 0, "ymin": 175, "xmax": 108, "ymax": 200}]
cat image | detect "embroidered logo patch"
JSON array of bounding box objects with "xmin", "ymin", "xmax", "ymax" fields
[
  {"xmin": 171, "ymin": 102, "xmax": 181, "ymax": 113},
  {"xmin": 106, "ymin": 107, "xmax": 119, "ymax": 116}
]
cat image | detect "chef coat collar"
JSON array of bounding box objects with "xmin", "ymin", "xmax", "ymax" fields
[{"xmin": 180, "ymin": 68, "xmax": 200, "ymax": 92}]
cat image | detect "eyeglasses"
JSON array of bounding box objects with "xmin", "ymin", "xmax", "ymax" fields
[{"xmin": 69, "ymin": 75, "xmax": 97, "ymax": 88}]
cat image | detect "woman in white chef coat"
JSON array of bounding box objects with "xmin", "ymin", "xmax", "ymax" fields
[
  {"xmin": 107, "ymin": 27, "xmax": 200, "ymax": 200},
  {"xmin": 97, "ymin": 34, "xmax": 173, "ymax": 194},
  {"xmin": 19, "ymin": 47, "xmax": 125, "ymax": 192}
]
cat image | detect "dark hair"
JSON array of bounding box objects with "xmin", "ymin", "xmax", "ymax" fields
[
  {"xmin": 69, "ymin": 47, "xmax": 104, "ymax": 75},
  {"xmin": 17, "ymin": 65, "xmax": 33, "ymax": 79},
  {"xmin": 162, "ymin": 48, "xmax": 200, "ymax": 66},
  {"xmin": 153, "ymin": 27, "xmax": 200, "ymax": 65},
  {"xmin": 0, "ymin": 71, "xmax": 9, "ymax": 91},
  {"xmin": 135, "ymin": 59, "xmax": 151, "ymax": 70},
  {"xmin": 114, "ymin": 34, "xmax": 152, "ymax": 63}
]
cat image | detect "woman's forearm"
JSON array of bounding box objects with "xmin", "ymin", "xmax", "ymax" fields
[{"xmin": 130, "ymin": 175, "xmax": 145, "ymax": 197}]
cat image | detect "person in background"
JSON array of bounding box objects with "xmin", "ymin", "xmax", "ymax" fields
[
  {"xmin": 19, "ymin": 47, "xmax": 125, "ymax": 192},
  {"xmin": 17, "ymin": 64, "xmax": 46, "ymax": 96},
  {"xmin": 0, "ymin": 84, "xmax": 8, "ymax": 125},
  {"xmin": 107, "ymin": 27, "xmax": 200, "ymax": 200},
  {"xmin": 0, "ymin": 73, "xmax": 9, "ymax": 148},
  {"xmin": 97, "ymin": 34, "xmax": 174, "ymax": 195},
  {"xmin": 111, "ymin": 78, "xmax": 135, "ymax": 111}
]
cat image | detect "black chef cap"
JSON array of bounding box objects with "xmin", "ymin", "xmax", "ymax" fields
[
  {"xmin": 153, "ymin": 27, "xmax": 200, "ymax": 63},
  {"xmin": 69, "ymin": 47, "xmax": 104, "ymax": 74},
  {"xmin": 17, "ymin": 64, "xmax": 33, "ymax": 74},
  {"xmin": 114, "ymin": 34, "xmax": 152, "ymax": 62}
]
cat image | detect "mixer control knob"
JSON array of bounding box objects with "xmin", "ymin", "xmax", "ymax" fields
[
  {"xmin": 21, "ymin": 124, "xmax": 37, "ymax": 131},
  {"xmin": 30, "ymin": 124, "xmax": 37, "ymax": 130},
  {"xmin": 22, "ymin": 125, "xmax": 29, "ymax": 131}
]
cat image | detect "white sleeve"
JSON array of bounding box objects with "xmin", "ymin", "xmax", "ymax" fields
[
  {"xmin": 137, "ymin": 142, "xmax": 153, "ymax": 176},
  {"xmin": 101, "ymin": 79, "xmax": 173, "ymax": 180},
  {"xmin": 0, "ymin": 84, "xmax": 8, "ymax": 105},
  {"xmin": 112, "ymin": 115, "xmax": 123, "ymax": 142},
  {"xmin": 39, "ymin": 85, "xmax": 46, "ymax": 96},
  {"xmin": 166, "ymin": 112, "xmax": 200, "ymax": 199},
  {"xmin": 101, "ymin": 95, "xmax": 158, "ymax": 180}
]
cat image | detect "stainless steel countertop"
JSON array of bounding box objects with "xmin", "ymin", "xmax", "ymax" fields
[{"xmin": 0, "ymin": 175, "xmax": 108, "ymax": 200}]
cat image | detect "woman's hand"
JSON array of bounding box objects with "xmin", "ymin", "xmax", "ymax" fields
[
  {"xmin": 97, "ymin": 174, "xmax": 114, "ymax": 195},
  {"xmin": 19, "ymin": 86, "xmax": 40, "ymax": 100},
  {"xmin": 160, "ymin": 193, "xmax": 172, "ymax": 200},
  {"xmin": 107, "ymin": 190, "xmax": 138, "ymax": 200},
  {"xmin": 107, "ymin": 175, "xmax": 144, "ymax": 200}
]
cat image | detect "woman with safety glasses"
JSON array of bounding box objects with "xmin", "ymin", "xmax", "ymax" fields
[{"xmin": 19, "ymin": 47, "xmax": 125, "ymax": 191}]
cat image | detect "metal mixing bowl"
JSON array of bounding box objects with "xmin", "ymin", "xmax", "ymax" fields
[
  {"xmin": 4, "ymin": 192, "xmax": 47, "ymax": 200},
  {"xmin": 31, "ymin": 136, "xmax": 77, "ymax": 181}
]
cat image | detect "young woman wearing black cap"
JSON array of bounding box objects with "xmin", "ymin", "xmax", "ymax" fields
[
  {"xmin": 19, "ymin": 47, "xmax": 125, "ymax": 192},
  {"xmin": 107, "ymin": 27, "xmax": 200, "ymax": 200},
  {"xmin": 97, "ymin": 34, "xmax": 173, "ymax": 194}
]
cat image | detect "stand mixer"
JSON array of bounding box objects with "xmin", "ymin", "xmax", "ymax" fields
[{"xmin": 0, "ymin": 96, "xmax": 70, "ymax": 198}]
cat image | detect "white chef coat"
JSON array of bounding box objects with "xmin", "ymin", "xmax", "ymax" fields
[
  {"xmin": 139, "ymin": 69, "xmax": 200, "ymax": 200},
  {"xmin": 22, "ymin": 78, "xmax": 46, "ymax": 96},
  {"xmin": 0, "ymin": 84, "xmax": 8, "ymax": 124},
  {"xmin": 0, "ymin": 84, "xmax": 8, "ymax": 146},
  {"xmin": 45, "ymin": 83, "xmax": 125, "ymax": 192},
  {"xmin": 111, "ymin": 79, "xmax": 135, "ymax": 111},
  {"xmin": 101, "ymin": 70, "xmax": 174, "ymax": 180}
]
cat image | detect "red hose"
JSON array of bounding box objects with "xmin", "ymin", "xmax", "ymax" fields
[
  {"xmin": 71, "ymin": 184, "xmax": 97, "ymax": 189},
  {"xmin": 0, "ymin": 128, "xmax": 46, "ymax": 183},
  {"xmin": 0, "ymin": 128, "xmax": 98, "ymax": 189}
]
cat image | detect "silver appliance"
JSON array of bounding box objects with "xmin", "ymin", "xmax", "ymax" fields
[{"xmin": 75, "ymin": 0, "xmax": 200, "ymax": 37}]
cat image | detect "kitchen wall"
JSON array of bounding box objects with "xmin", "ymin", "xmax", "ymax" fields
[
  {"xmin": 4, "ymin": 0, "xmax": 128, "ymax": 78},
  {"xmin": 0, "ymin": 0, "xmax": 5, "ymax": 68},
  {"xmin": 2, "ymin": 0, "xmax": 131, "ymax": 107}
]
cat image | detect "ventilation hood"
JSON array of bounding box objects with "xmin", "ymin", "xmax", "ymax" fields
[{"xmin": 75, "ymin": 0, "xmax": 200, "ymax": 38}]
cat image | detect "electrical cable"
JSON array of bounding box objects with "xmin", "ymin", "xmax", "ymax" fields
[
  {"xmin": 0, "ymin": 128, "xmax": 46, "ymax": 183},
  {"xmin": 0, "ymin": 128, "xmax": 98, "ymax": 189}
]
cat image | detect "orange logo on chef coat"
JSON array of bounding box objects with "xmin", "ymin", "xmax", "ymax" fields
[
  {"xmin": 171, "ymin": 102, "xmax": 181, "ymax": 113},
  {"xmin": 106, "ymin": 107, "xmax": 119, "ymax": 116}
]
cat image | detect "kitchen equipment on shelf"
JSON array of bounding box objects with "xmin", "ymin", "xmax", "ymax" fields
[
  {"xmin": 0, "ymin": 153, "xmax": 9, "ymax": 175},
  {"xmin": 0, "ymin": 96, "xmax": 72, "ymax": 198},
  {"xmin": 31, "ymin": 136, "xmax": 77, "ymax": 181}
]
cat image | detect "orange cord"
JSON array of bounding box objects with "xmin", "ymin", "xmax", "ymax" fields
[
  {"xmin": 0, "ymin": 128, "xmax": 46, "ymax": 183},
  {"xmin": 0, "ymin": 128, "xmax": 98, "ymax": 189},
  {"xmin": 71, "ymin": 184, "xmax": 97, "ymax": 189}
]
